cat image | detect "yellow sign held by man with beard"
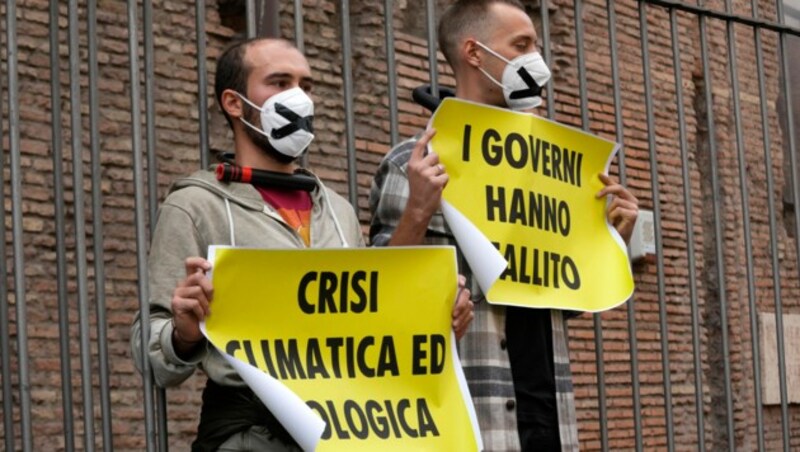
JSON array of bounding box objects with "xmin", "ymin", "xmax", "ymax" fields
[
  {"xmin": 430, "ymin": 98, "xmax": 634, "ymax": 312},
  {"xmin": 203, "ymin": 246, "xmax": 482, "ymax": 451}
]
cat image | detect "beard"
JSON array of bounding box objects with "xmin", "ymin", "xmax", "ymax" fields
[{"xmin": 242, "ymin": 103, "xmax": 299, "ymax": 165}]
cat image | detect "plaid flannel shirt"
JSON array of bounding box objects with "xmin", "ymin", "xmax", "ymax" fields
[{"xmin": 369, "ymin": 137, "xmax": 579, "ymax": 452}]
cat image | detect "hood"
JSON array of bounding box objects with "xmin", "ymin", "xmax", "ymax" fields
[
  {"xmin": 169, "ymin": 169, "xmax": 266, "ymax": 211},
  {"xmin": 167, "ymin": 167, "xmax": 352, "ymax": 247},
  {"xmin": 169, "ymin": 167, "xmax": 326, "ymax": 212}
]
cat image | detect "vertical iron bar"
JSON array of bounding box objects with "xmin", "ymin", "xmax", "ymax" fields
[
  {"xmin": 295, "ymin": 0, "xmax": 309, "ymax": 168},
  {"xmin": 638, "ymin": 3, "xmax": 675, "ymax": 451},
  {"xmin": 606, "ymin": 1, "xmax": 643, "ymax": 450},
  {"xmin": 539, "ymin": 0, "xmax": 555, "ymax": 120},
  {"xmin": 426, "ymin": 0, "xmax": 438, "ymax": 97},
  {"xmin": 340, "ymin": 0, "xmax": 358, "ymax": 210},
  {"xmin": 196, "ymin": 0, "xmax": 210, "ymax": 169},
  {"xmin": 0, "ymin": 3, "xmax": 16, "ymax": 450},
  {"xmin": 775, "ymin": 1, "xmax": 795, "ymax": 448},
  {"xmin": 294, "ymin": 0, "xmax": 305, "ymax": 51},
  {"xmin": 68, "ymin": 0, "xmax": 96, "ymax": 449},
  {"xmin": 724, "ymin": 1, "xmax": 761, "ymax": 451},
  {"xmin": 750, "ymin": 0, "xmax": 781, "ymax": 450},
  {"xmin": 748, "ymin": 1, "xmax": 770, "ymax": 449},
  {"xmin": 0, "ymin": 173, "xmax": 12, "ymax": 443},
  {"xmin": 144, "ymin": 0, "xmax": 159, "ymax": 230},
  {"xmin": 247, "ymin": 0, "xmax": 257, "ymax": 38},
  {"xmin": 574, "ymin": 1, "xmax": 608, "ymax": 449},
  {"xmin": 384, "ymin": 0, "xmax": 399, "ymax": 146},
  {"xmin": 49, "ymin": 0, "xmax": 76, "ymax": 450},
  {"xmin": 87, "ymin": 1, "xmax": 113, "ymax": 448},
  {"xmin": 0, "ymin": 123, "xmax": 13, "ymax": 450},
  {"xmin": 668, "ymin": 7, "xmax": 705, "ymax": 451},
  {"xmin": 260, "ymin": 0, "xmax": 280, "ymax": 38},
  {"xmin": 142, "ymin": 1, "xmax": 169, "ymax": 451},
  {"xmin": 697, "ymin": 2, "xmax": 735, "ymax": 450},
  {"xmin": 5, "ymin": 0, "xmax": 33, "ymax": 446},
  {"xmin": 127, "ymin": 0, "xmax": 158, "ymax": 450}
]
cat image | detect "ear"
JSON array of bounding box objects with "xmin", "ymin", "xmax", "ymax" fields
[
  {"xmin": 462, "ymin": 38, "xmax": 482, "ymax": 69},
  {"xmin": 221, "ymin": 89, "xmax": 244, "ymax": 120}
]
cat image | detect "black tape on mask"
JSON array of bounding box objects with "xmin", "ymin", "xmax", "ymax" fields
[
  {"xmin": 508, "ymin": 67, "xmax": 543, "ymax": 100},
  {"xmin": 270, "ymin": 103, "xmax": 314, "ymax": 139}
]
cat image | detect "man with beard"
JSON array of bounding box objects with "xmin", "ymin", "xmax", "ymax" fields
[{"xmin": 131, "ymin": 38, "xmax": 475, "ymax": 451}]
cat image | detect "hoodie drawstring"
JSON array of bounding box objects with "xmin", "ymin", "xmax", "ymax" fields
[
  {"xmin": 320, "ymin": 186, "xmax": 349, "ymax": 248},
  {"xmin": 224, "ymin": 198, "xmax": 236, "ymax": 246}
]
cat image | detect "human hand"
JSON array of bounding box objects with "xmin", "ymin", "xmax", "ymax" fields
[
  {"xmin": 452, "ymin": 274, "xmax": 474, "ymax": 341},
  {"xmin": 405, "ymin": 129, "xmax": 447, "ymax": 223},
  {"xmin": 596, "ymin": 174, "xmax": 639, "ymax": 244},
  {"xmin": 171, "ymin": 257, "xmax": 213, "ymax": 349}
]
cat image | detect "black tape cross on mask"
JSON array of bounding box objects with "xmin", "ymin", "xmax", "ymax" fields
[
  {"xmin": 508, "ymin": 67, "xmax": 543, "ymax": 100},
  {"xmin": 270, "ymin": 103, "xmax": 314, "ymax": 139}
]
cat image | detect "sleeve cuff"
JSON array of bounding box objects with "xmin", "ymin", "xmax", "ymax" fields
[{"xmin": 160, "ymin": 321, "xmax": 207, "ymax": 366}]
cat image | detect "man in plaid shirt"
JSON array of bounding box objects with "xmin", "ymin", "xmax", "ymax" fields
[{"xmin": 369, "ymin": 1, "xmax": 639, "ymax": 450}]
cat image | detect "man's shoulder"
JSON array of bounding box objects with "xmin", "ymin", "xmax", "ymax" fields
[
  {"xmin": 381, "ymin": 135, "xmax": 421, "ymax": 170},
  {"xmin": 163, "ymin": 169, "xmax": 262, "ymax": 210},
  {"xmin": 162, "ymin": 173, "xmax": 218, "ymax": 206}
]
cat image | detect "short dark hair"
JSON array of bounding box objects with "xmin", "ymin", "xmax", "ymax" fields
[
  {"xmin": 214, "ymin": 38, "xmax": 296, "ymax": 129},
  {"xmin": 437, "ymin": 0, "xmax": 526, "ymax": 69}
]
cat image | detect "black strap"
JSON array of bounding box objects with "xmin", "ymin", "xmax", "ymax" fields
[
  {"xmin": 213, "ymin": 152, "xmax": 317, "ymax": 192},
  {"xmin": 411, "ymin": 84, "xmax": 456, "ymax": 113},
  {"xmin": 191, "ymin": 379, "xmax": 298, "ymax": 451}
]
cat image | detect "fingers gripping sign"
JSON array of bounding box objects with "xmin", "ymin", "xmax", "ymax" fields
[
  {"xmin": 596, "ymin": 173, "xmax": 639, "ymax": 245},
  {"xmin": 452, "ymin": 274, "xmax": 474, "ymax": 341},
  {"xmin": 171, "ymin": 257, "xmax": 214, "ymax": 355}
]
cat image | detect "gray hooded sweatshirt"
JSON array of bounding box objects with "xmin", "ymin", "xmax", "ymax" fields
[{"xmin": 130, "ymin": 168, "xmax": 364, "ymax": 388}]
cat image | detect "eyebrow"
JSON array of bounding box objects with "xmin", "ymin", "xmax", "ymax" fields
[
  {"xmin": 266, "ymin": 72, "xmax": 294, "ymax": 81},
  {"xmin": 511, "ymin": 33, "xmax": 536, "ymax": 44},
  {"xmin": 265, "ymin": 72, "xmax": 314, "ymax": 84}
]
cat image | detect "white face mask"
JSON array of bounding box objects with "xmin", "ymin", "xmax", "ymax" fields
[
  {"xmin": 236, "ymin": 86, "xmax": 315, "ymax": 158},
  {"xmin": 475, "ymin": 41, "xmax": 551, "ymax": 111}
]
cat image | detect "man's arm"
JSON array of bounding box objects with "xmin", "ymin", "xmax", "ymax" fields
[
  {"xmin": 370, "ymin": 131, "xmax": 473, "ymax": 338},
  {"xmin": 130, "ymin": 203, "xmax": 211, "ymax": 388}
]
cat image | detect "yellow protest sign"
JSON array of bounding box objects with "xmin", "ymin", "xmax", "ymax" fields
[
  {"xmin": 204, "ymin": 246, "xmax": 481, "ymax": 451},
  {"xmin": 430, "ymin": 98, "xmax": 634, "ymax": 312}
]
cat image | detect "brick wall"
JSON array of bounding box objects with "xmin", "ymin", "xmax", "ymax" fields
[{"xmin": 0, "ymin": 0, "xmax": 798, "ymax": 450}]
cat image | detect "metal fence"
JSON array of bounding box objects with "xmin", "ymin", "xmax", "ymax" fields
[{"xmin": 1, "ymin": 0, "xmax": 799, "ymax": 450}]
